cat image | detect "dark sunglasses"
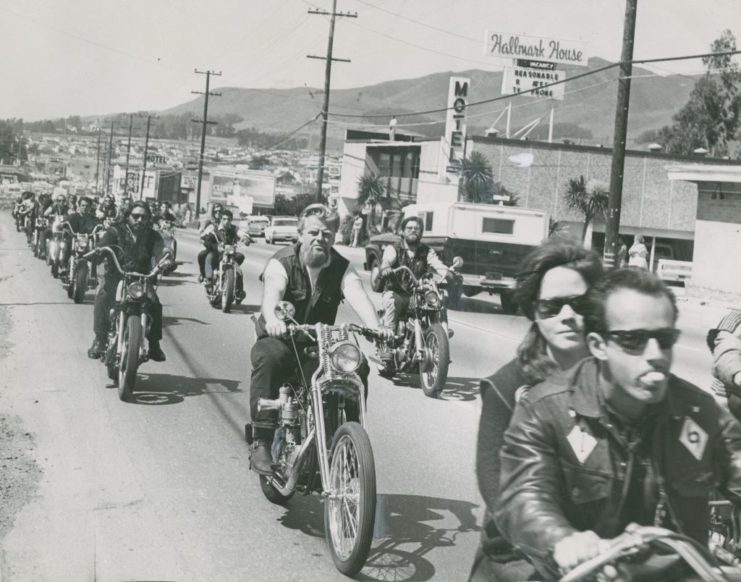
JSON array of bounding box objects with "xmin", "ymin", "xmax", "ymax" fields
[
  {"xmin": 605, "ymin": 328, "xmax": 681, "ymax": 352},
  {"xmin": 535, "ymin": 294, "xmax": 589, "ymax": 318},
  {"xmin": 130, "ymin": 213, "xmax": 147, "ymax": 221}
]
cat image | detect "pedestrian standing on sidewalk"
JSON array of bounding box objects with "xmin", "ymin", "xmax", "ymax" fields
[{"xmin": 628, "ymin": 234, "xmax": 649, "ymax": 269}]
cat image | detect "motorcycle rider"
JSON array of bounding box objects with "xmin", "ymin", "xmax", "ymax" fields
[
  {"xmin": 494, "ymin": 267, "xmax": 741, "ymax": 581},
  {"xmin": 96, "ymin": 195, "xmax": 117, "ymax": 222},
  {"xmin": 155, "ymin": 201, "xmax": 178, "ymax": 224},
  {"xmin": 67, "ymin": 197, "xmax": 99, "ymax": 234},
  {"xmin": 248, "ymin": 204, "xmax": 392, "ymax": 475},
  {"xmin": 197, "ymin": 202, "xmax": 224, "ymax": 282},
  {"xmin": 708, "ymin": 309, "xmax": 741, "ymax": 417},
  {"xmin": 87, "ymin": 201, "xmax": 171, "ymax": 361},
  {"xmin": 18, "ymin": 191, "xmax": 37, "ymax": 244},
  {"xmin": 45, "ymin": 194, "xmax": 73, "ymax": 275},
  {"xmin": 201, "ymin": 209, "xmax": 245, "ymax": 303},
  {"xmin": 377, "ymin": 215, "xmax": 455, "ymax": 370}
]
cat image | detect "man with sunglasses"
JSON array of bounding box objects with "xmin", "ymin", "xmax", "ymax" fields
[
  {"xmin": 377, "ymin": 215, "xmax": 455, "ymax": 372},
  {"xmin": 494, "ymin": 268, "xmax": 741, "ymax": 581},
  {"xmin": 248, "ymin": 204, "xmax": 392, "ymax": 474},
  {"xmin": 87, "ymin": 201, "xmax": 172, "ymax": 361}
]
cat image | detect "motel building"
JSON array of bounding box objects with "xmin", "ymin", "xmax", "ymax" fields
[{"xmin": 337, "ymin": 127, "xmax": 741, "ymax": 298}]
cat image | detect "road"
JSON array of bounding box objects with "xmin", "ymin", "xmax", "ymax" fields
[{"xmin": 0, "ymin": 215, "xmax": 724, "ymax": 582}]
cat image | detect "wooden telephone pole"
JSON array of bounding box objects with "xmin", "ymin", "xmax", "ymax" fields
[
  {"xmin": 139, "ymin": 114, "xmax": 157, "ymax": 200},
  {"xmin": 308, "ymin": 0, "xmax": 356, "ymax": 203},
  {"xmin": 603, "ymin": 0, "xmax": 638, "ymax": 267},
  {"xmin": 192, "ymin": 70, "xmax": 221, "ymax": 218}
]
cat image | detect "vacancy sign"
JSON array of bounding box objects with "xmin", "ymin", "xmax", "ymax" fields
[
  {"xmin": 485, "ymin": 32, "xmax": 588, "ymax": 67},
  {"xmin": 502, "ymin": 66, "xmax": 566, "ymax": 100}
]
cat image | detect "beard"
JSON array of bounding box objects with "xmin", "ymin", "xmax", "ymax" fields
[
  {"xmin": 404, "ymin": 233, "xmax": 420, "ymax": 245},
  {"xmin": 301, "ymin": 244, "xmax": 329, "ymax": 267}
]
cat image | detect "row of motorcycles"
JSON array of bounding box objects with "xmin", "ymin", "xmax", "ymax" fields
[{"xmin": 23, "ymin": 212, "xmax": 102, "ymax": 303}]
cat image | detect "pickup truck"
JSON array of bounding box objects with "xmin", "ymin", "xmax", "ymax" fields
[{"xmin": 364, "ymin": 202, "xmax": 549, "ymax": 313}]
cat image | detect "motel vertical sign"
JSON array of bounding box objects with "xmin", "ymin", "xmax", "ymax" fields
[{"xmin": 444, "ymin": 76, "xmax": 469, "ymax": 174}]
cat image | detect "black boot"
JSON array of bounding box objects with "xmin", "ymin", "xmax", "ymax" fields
[
  {"xmin": 149, "ymin": 341, "xmax": 166, "ymax": 362},
  {"xmin": 88, "ymin": 336, "xmax": 107, "ymax": 359},
  {"xmin": 250, "ymin": 427, "xmax": 275, "ymax": 475}
]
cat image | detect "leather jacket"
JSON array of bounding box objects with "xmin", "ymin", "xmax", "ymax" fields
[{"xmin": 494, "ymin": 357, "xmax": 741, "ymax": 580}]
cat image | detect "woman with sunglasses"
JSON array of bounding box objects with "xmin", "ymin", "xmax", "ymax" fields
[{"xmin": 469, "ymin": 239, "xmax": 603, "ymax": 582}]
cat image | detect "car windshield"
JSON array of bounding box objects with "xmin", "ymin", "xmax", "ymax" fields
[{"xmin": 273, "ymin": 219, "xmax": 297, "ymax": 227}]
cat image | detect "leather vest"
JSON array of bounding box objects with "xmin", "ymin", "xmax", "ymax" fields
[
  {"xmin": 256, "ymin": 243, "xmax": 349, "ymax": 338},
  {"xmin": 384, "ymin": 242, "xmax": 430, "ymax": 295}
]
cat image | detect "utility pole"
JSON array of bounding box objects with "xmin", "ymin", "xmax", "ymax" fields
[
  {"xmin": 105, "ymin": 122, "xmax": 115, "ymax": 196},
  {"xmin": 192, "ymin": 69, "xmax": 221, "ymax": 218},
  {"xmin": 94, "ymin": 128, "xmax": 101, "ymax": 195},
  {"xmin": 139, "ymin": 114, "xmax": 156, "ymax": 200},
  {"xmin": 308, "ymin": 0, "xmax": 356, "ymax": 203},
  {"xmin": 603, "ymin": 0, "xmax": 638, "ymax": 267},
  {"xmin": 123, "ymin": 113, "xmax": 134, "ymax": 197}
]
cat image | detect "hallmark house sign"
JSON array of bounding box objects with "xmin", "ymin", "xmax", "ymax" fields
[{"xmin": 485, "ymin": 32, "xmax": 587, "ymax": 67}]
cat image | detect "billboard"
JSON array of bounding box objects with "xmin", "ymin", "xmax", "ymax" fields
[
  {"xmin": 485, "ymin": 32, "xmax": 588, "ymax": 67},
  {"xmin": 502, "ymin": 66, "xmax": 566, "ymax": 100},
  {"xmin": 210, "ymin": 169, "xmax": 275, "ymax": 209}
]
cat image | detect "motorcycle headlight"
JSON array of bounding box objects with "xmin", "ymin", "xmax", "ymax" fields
[
  {"xmin": 329, "ymin": 342, "xmax": 362, "ymax": 374},
  {"xmin": 424, "ymin": 290, "xmax": 441, "ymax": 309},
  {"xmin": 224, "ymin": 244, "xmax": 235, "ymax": 254},
  {"xmin": 127, "ymin": 281, "xmax": 145, "ymax": 300},
  {"xmin": 76, "ymin": 236, "xmax": 88, "ymax": 251}
]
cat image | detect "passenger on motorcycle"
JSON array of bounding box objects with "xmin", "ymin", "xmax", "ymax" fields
[
  {"xmin": 469, "ymin": 240, "xmax": 603, "ymax": 582},
  {"xmin": 494, "ymin": 267, "xmax": 741, "ymax": 581},
  {"xmin": 248, "ymin": 203, "xmax": 393, "ymax": 475},
  {"xmin": 377, "ymin": 215, "xmax": 456, "ymax": 370},
  {"xmin": 197, "ymin": 203, "xmax": 224, "ymax": 282},
  {"xmin": 201, "ymin": 209, "xmax": 246, "ymax": 303},
  {"xmin": 87, "ymin": 201, "xmax": 171, "ymax": 362}
]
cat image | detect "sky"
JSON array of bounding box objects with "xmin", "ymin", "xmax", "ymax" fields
[{"xmin": 1, "ymin": 0, "xmax": 740, "ymax": 121}]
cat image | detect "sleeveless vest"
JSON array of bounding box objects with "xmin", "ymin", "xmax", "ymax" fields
[
  {"xmin": 384, "ymin": 242, "xmax": 431, "ymax": 295},
  {"xmin": 256, "ymin": 243, "xmax": 349, "ymax": 338}
]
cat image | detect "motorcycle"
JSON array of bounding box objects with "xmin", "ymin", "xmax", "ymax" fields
[
  {"xmin": 31, "ymin": 216, "xmax": 48, "ymax": 259},
  {"xmin": 245, "ymin": 301, "xmax": 383, "ymax": 577},
  {"xmin": 62, "ymin": 224, "xmax": 103, "ymax": 303},
  {"xmin": 155, "ymin": 218, "xmax": 178, "ymax": 275},
  {"xmin": 13, "ymin": 203, "xmax": 24, "ymax": 232},
  {"xmin": 46, "ymin": 215, "xmax": 68, "ymax": 278},
  {"xmin": 204, "ymin": 237, "xmax": 241, "ymax": 314},
  {"xmin": 379, "ymin": 258, "xmax": 463, "ymax": 398},
  {"xmin": 87, "ymin": 246, "xmax": 170, "ymax": 402},
  {"xmin": 559, "ymin": 522, "xmax": 741, "ymax": 582}
]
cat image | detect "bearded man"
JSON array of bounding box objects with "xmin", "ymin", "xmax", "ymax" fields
[{"xmin": 248, "ymin": 204, "xmax": 391, "ymax": 474}]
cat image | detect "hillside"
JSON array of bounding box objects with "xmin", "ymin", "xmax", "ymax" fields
[{"xmin": 161, "ymin": 57, "xmax": 700, "ymax": 148}]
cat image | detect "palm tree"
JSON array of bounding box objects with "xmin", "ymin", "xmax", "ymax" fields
[
  {"xmin": 564, "ymin": 175, "xmax": 609, "ymax": 246},
  {"xmin": 459, "ymin": 151, "xmax": 494, "ymax": 203},
  {"xmin": 357, "ymin": 172, "xmax": 386, "ymax": 236}
]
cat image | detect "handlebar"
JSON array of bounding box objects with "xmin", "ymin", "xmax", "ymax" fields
[
  {"xmin": 284, "ymin": 322, "xmax": 385, "ymax": 342},
  {"xmin": 558, "ymin": 524, "xmax": 731, "ymax": 582},
  {"xmin": 84, "ymin": 246, "xmax": 169, "ymax": 278}
]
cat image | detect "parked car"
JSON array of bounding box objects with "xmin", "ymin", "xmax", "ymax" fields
[
  {"xmin": 364, "ymin": 202, "xmax": 549, "ymax": 313},
  {"xmin": 264, "ymin": 216, "xmax": 299, "ymax": 244},
  {"xmin": 246, "ymin": 215, "xmax": 271, "ymax": 237}
]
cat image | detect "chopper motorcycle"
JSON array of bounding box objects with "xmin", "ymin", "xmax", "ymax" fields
[
  {"xmin": 62, "ymin": 224, "xmax": 103, "ymax": 303},
  {"xmin": 378, "ymin": 258, "xmax": 462, "ymax": 398},
  {"xmin": 86, "ymin": 246, "xmax": 170, "ymax": 402},
  {"xmin": 203, "ymin": 236, "xmax": 243, "ymax": 313},
  {"xmin": 245, "ymin": 302, "xmax": 383, "ymax": 577},
  {"xmin": 46, "ymin": 214, "xmax": 68, "ymax": 278}
]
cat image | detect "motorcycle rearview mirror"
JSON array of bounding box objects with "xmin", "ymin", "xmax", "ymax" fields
[
  {"xmin": 452, "ymin": 256, "xmax": 464, "ymax": 269},
  {"xmin": 274, "ymin": 301, "xmax": 296, "ymax": 322}
]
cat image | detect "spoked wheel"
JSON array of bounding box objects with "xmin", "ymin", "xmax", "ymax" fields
[
  {"xmin": 221, "ymin": 268, "xmax": 235, "ymax": 313},
  {"xmin": 324, "ymin": 422, "xmax": 376, "ymax": 577},
  {"xmin": 419, "ymin": 322, "xmax": 450, "ymax": 398},
  {"xmin": 118, "ymin": 315, "xmax": 141, "ymax": 402}
]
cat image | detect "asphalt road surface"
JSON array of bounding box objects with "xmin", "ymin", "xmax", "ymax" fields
[{"xmin": 0, "ymin": 215, "xmax": 722, "ymax": 582}]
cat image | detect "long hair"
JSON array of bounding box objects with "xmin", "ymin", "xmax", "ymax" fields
[{"xmin": 514, "ymin": 240, "xmax": 603, "ymax": 384}]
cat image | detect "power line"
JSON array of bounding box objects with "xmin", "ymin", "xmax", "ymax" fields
[{"xmin": 329, "ymin": 49, "xmax": 741, "ymax": 120}]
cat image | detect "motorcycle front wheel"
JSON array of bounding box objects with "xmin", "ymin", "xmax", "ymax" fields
[
  {"xmin": 221, "ymin": 268, "xmax": 235, "ymax": 313},
  {"xmin": 118, "ymin": 315, "xmax": 142, "ymax": 402},
  {"xmin": 419, "ymin": 322, "xmax": 450, "ymax": 398},
  {"xmin": 324, "ymin": 422, "xmax": 376, "ymax": 577},
  {"xmin": 73, "ymin": 262, "xmax": 88, "ymax": 303}
]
